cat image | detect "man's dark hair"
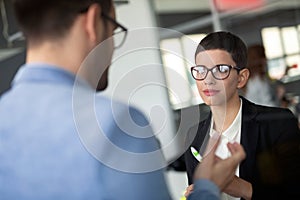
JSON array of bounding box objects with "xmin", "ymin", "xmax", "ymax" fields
[
  {"xmin": 195, "ymin": 31, "xmax": 248, "ymax": 69},
  {"xmin": 12, "ymin": 0, "xmax": 112, "ymax": 41}
]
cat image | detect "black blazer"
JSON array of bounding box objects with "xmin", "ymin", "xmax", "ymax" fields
[{"xmin": 184, "ymin": 97, "xmax": 300, "ymax": 200}]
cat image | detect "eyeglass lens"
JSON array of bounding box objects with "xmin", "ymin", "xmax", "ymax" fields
[
  {"xmin": 191, "ymin": 64, "xmax": 233, "ymax": 80},
  {"xmin": 113, "ymin": 29, "xmax": 127, "ymax": 49},
  {"xmin": 102, "ymin": 14, "xmax": 127, "ymax": 49}
]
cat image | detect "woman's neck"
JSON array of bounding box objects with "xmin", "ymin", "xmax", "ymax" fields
[{"xmin": 210, "ymin": 97, "xmax": 241, "ymax": 133}]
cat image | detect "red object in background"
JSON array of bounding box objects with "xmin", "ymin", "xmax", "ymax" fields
[
  {"xmin": 214, "ymin": 0, "xmax": 265, "ymax": 11},
  {"xmin": 284, "ymin": 64, "xmax": 298, "ymax": 76},
  {"xmin": 290, "ymin": 64, "xmax": 298, "ymax": 69}
]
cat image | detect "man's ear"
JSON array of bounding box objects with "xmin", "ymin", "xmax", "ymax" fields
[
  {"xmin": 85, "ymin": 4, "xmax": 102, "ymax": 44},
  {"xmin": 237, "ymin": 68, "xmax": 250, "ymax": 89}
]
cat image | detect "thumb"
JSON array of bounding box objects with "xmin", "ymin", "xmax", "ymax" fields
[{"xmin": 227, "ymin": 142, "xmax": 246, "ymax": 164}]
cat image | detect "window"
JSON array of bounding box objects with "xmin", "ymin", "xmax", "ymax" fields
[
  {"xmin": 160, "ymin": 34, "xmax": 206, "ymax": 110},
  {"xmin": 261, "ymin": 26, "xmax": 300, "ymax": 80}
]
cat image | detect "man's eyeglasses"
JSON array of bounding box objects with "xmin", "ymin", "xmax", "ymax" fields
[
  {"xmin": 79, "ymin": 7, "xmax": 128, "ymax": 49},
  {"xmin": 102, "ymin": 13, "xmax": 128, "ymax": 49},
  {"xmin": 191, "ymin": 64, "xmax": 241, "ymax": 81}
]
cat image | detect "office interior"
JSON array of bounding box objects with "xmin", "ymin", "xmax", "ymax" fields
[{"xmin": 1, "ymin": 0, "xmax": 300, "ymax": 199}]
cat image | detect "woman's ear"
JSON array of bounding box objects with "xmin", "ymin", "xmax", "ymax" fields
[
  {"xmin": 85, "ymin": 4, "xmax": 102, "ymax": 44},
  {"xmin": 237, "ymin": 68, "xmax": 250, "ymax": 89}
]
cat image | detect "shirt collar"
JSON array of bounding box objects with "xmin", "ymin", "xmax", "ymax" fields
[
  {"xmin": 13, "ymin": 63, "xmax": 91, "ymax": 89},
  {"xmin": 210, "ymin": 99, "xmax": 243, "ymax": 141}
]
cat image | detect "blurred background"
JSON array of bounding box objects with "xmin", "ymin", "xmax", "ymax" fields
[{"xmin": 1, "ymin": 0, "xmax": 300, "ymax": 199}]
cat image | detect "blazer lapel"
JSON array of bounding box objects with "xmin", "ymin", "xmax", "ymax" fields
[
  {"xmin": 189, "ymin": 113, "xmax": 212, "ymax": 156},
  {"xmin": 240, "ymin": 97, "xmax": 259, "ymax": 182},
  {"xmin": 198, "ymin": 114, "xmax": 212, "ymax": 156}
]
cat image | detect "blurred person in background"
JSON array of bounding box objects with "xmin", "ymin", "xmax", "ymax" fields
[{"xmin": 243, "ymin": 44, "xmax": 279, "ymax": 107}]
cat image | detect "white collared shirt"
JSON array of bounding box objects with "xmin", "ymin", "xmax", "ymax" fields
[{"xmin": 209, "ymin": 99, "xmax": 242, "ymax": 200}]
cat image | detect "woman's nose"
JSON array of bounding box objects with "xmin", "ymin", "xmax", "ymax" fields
[{"xmin": 203, "ymin": 71, "xmax": 216, "ymax": 85}]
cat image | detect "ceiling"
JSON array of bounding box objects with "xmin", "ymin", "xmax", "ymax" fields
[
  {"xmin": 1, "ymin": 0, "xmax": 300, "ymax": 61},
  {"xmin": 154, "ymin": 0, "xmax": 300, "ymax": 14},
  {"xmin": 154, "ymin": 0, "xmax": 300, "ymax": 34}
]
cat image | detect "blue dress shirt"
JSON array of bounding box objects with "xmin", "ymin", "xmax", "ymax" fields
[{"xmin": 0, "ymin": 64, "xmax": 220, "ymax": 200}]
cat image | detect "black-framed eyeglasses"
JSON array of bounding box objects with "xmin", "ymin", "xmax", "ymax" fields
[
  {"xmin": 101, "ymin": 13, "xmax": 128, "ymax": 49},
  {"xmin": 79, "ymin": 7, "xmax": 128, "ymax": 49},
  {"xmin": 191, "ymin": 64, "xmax": 241, "ymax": 81}
]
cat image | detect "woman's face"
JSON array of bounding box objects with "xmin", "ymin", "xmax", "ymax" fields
[{"xmin": 195, "ymin": 49, "xmax": 241, "ymax": 107}]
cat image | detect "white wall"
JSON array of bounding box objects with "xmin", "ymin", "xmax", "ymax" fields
[{"xmin": 103, "ymin": 0, "xmax": 178, "ymax": 162}]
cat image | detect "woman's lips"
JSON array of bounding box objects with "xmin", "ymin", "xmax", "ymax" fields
[{"xmin": 203, "ymin": 89, "xmax": 219, "ymax": 96}]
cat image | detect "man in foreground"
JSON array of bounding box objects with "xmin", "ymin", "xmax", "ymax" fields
[{"xmin": 0, "ymin": 1, "xmax": 246, "ymax": 199}]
